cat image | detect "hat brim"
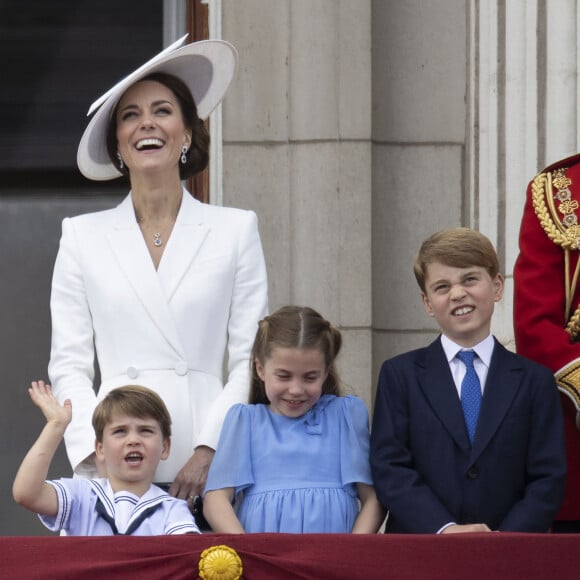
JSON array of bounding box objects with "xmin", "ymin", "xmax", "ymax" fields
[{"xmin": 77, "ymin": 36, "xmax": 238, "ymax": 181}]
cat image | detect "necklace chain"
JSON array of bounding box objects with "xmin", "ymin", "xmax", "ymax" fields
[{"xmin": 135, "ymin": 216, "xmax": 174, "ymax": 249}]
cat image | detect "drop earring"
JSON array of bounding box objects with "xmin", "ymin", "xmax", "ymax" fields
[
  {"xmin": 117, "ymin": 151, "xmax": 124, "ymax": 170},
  {"xmin": 181, "ymin": 145, "xmax": 188, "ymax": 165}
]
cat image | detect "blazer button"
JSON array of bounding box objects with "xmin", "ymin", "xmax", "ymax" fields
[
  {"xmin": 127, "ymin": 366, "xmax": 139, "ymax": 380},
  {"xmin": 467, "ymin": 467, "xmax": 478, "ymax": 480},
  {"xmin": 175, "ymin": 361, "xmax": 188, "ymax": 376}
]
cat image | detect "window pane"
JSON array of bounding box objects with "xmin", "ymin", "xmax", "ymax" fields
[{"xmin": 0, "ymin": 0, "xmax": 163, "ymax": 172}]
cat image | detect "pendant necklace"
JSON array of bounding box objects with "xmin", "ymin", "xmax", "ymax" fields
[{"xmin": 135, "ymin": 212, "xmax": 175, "ymax": 248}]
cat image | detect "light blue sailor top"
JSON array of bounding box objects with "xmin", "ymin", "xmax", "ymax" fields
[{"xmin": 39, "ymin": 478, "xmax": 199, "ymax": 535}]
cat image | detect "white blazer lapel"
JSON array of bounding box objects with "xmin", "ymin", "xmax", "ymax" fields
[
  {"xmin": 106, "ymin": 194, "xmax": 185, "ymax": 357},
  {"xmin": 158, "ymin": 190, "xmax": 210, "ymax": 301}
]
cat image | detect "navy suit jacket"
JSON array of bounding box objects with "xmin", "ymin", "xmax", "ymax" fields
[{"xmin": 370, "ymin": 337, "xmax": 566, "ymax": 533}]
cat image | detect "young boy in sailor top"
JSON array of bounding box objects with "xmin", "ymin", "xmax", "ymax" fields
[{"xmin": 13, "ymin": 382, "xmax": 199, "ymax": 535}]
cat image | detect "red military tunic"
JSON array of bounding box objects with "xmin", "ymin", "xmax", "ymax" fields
[{"xmin": 514, "ymin": 153, "xmax": 580, "ymax": 521}]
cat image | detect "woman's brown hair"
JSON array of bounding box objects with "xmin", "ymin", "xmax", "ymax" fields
[{"xmin": 106, "ymin": 72, "xmax": 209, "ymax": 180}]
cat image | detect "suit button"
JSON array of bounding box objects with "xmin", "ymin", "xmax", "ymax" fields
[
  {"xmin": 467, "ymin": 468, "xmax": 478, "ymax": 480},
  {"xmin": 175, "ymin": 361, "xmax": 188, "ymax": 376},
  {"xmin": 127, "ymin": 366, "xmax": 139, "ymax": 379}
]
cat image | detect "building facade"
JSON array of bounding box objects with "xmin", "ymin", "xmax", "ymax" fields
[{"xmin": 1, "ymin": 0, "xmax": 576, "ymax": 534}]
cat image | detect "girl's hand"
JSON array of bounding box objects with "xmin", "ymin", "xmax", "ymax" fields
[
  {"xmin": 352, "ymin": 483, "xmax": 387, "ymax": 533},
  {"xmin": 29, "ymin": 380, "xmax": 72, "ymax": 428}
]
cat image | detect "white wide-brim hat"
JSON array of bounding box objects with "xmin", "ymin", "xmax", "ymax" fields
[{"xmin": 77, "ymin": 35, "xmax": 238, "ymax": 181}]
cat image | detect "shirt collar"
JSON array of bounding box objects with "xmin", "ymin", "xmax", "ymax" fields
[
  {"xmin": 89, "ymin": 478, "xmax": 171, "ymax": 520},
  {"xmin": 440, "ymin": 333, "xmax": 494, "ymax": 367}
]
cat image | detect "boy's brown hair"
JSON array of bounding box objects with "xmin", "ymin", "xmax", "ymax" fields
[
  {"xmin": 413, "ymin": 227, "xmax": 501, "ymax": 293},
  {"xmin": 92, "ymin": 385, "xmax": 171, "ymax": 442}
]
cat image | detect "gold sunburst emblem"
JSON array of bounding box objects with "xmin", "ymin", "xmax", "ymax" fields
[{"xmin": 198, "ymin": 544, "xmax": 243, "ymax": 580}]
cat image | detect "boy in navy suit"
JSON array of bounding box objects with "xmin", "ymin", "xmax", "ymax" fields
[{"xmin": 370, "ymin": 227, "xmax": 566, "ymax": 533}]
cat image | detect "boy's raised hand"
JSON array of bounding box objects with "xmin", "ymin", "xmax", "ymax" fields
[
  {"xmin": 29, "ymin": 380, "xmax": 71, "ymax": 429},
  {"xmin": 13, "ymin": 381, "xmax": 71, "ymax": 516}
]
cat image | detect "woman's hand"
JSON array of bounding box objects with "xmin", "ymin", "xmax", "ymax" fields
[{"xmin": 169, "ymin": 445, "xmax": 215, "ymax": 500}]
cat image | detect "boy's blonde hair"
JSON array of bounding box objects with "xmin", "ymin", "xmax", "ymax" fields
[
  {"xmin": 414, "ymin": 227, "xmax": 500, "ymax": 293},
  {"xmin": 92, "ymin": 385, "xmax": 171, "ymax": 442}
]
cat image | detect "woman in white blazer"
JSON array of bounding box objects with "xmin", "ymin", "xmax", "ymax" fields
[{"xmin": 48, "ymin": 38, "xmax": 268, "ymax": 502}]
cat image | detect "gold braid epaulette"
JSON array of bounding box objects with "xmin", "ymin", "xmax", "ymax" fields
[
  {"xmin": 531, "ymin": 169, "xmax": 580, "ymax": 339},
  {"xmin": 556, "ymin": 360, "xmax": 580, "ymax": 409},
  {"xmin": 531, "ymin": 172, "xmax": 580, "ymax": 249},
  {"xmin": 567, "ymin": 308, "xmax": 580, "ymax": 341}
]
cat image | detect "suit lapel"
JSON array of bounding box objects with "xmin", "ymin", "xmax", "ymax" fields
[
  {"xmin": 416, "ymin": 338, "xmax": 471, "ymax": 453},
  {"xmin": 471, "ymin": 339, "xmax": 521, "ymax": 461},
  {"xmin": 106, "ymin": 194, "xmax": 185, "ymax": 357},
  {"xmin": 157, "ymin": 190, "xmax": 210, "ymax": 301}
]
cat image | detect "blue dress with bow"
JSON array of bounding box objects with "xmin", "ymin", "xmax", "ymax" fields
[{"xmin": 204, "ymin": 395, "xmax": 373, "ymax": 533}]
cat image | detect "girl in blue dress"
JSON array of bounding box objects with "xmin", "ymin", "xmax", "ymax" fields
[{"xmin": 203, "ymin": 306, "xmax": 385, "ymax": 533}]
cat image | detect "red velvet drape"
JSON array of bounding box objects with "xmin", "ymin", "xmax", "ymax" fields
[{"xmin": 2, "ymin": 533, "xmax": 578, "ymax": 579}]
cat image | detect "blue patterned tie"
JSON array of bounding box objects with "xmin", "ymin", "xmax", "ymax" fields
[{"xmin": 456, "ymin": 350, "xmax": 482, "ymax": 443}]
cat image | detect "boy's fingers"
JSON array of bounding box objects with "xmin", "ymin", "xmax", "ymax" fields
[{"xmin": 29, "ymin": 380, "xmax": 52, "ymax": 394}]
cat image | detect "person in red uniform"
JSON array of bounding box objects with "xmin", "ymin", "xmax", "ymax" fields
[{"xmin": 514, "ymin": 153, "xmax": 580, "ymax": 531}]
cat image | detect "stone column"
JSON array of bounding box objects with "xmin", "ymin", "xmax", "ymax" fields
[
  {"xmin": 371, "ymin": 0, "xmax": 467, "ymax": 383},
  {"xmin": 545, "ymin": 0, "xmax": 577, "ymax": 162},
  {"xmin": 467, "ymin": 0, "xmax": 540, "ymax": 347},
  {"xmin": 220, "ymin": 0, "xmax": 374, "ymax": 407},
  {"xmin": 469, "ymin": 0, "xmax": 580, "ymax": 347}
]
